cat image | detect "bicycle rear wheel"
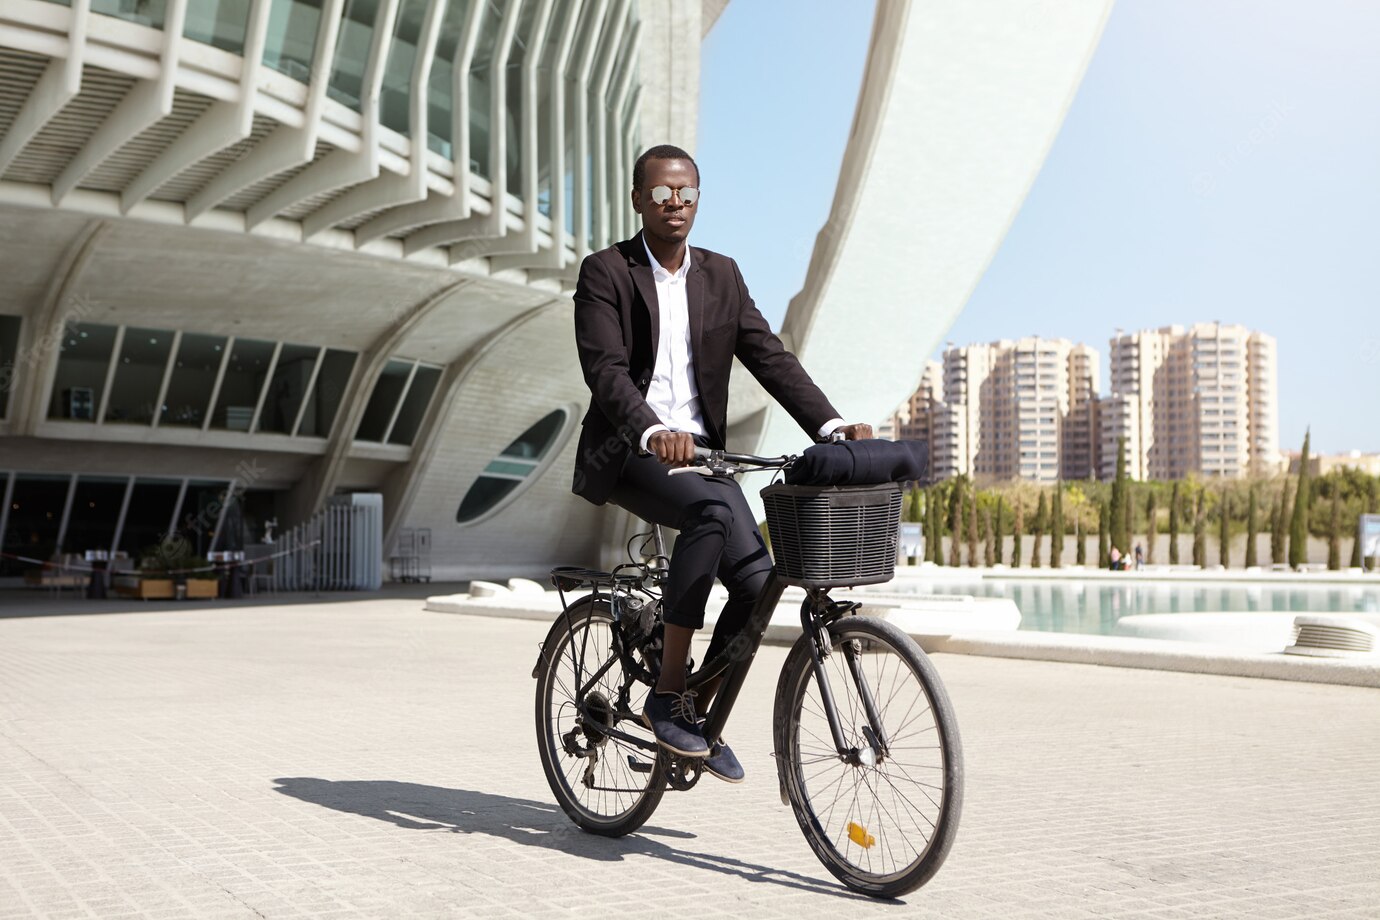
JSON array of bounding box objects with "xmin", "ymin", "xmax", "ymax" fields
[
  {"xmin": 534, "ymin": 595, "xmax": 666, "ymax": 836},
  {"xmin": 774, "ymin": 615, "xmax": 963, "ymax": 898}
]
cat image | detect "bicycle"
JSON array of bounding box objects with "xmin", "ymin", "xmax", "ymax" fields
[{"xmin": 531, "ymin": 444, "xmax": 963, "ymax": 898}]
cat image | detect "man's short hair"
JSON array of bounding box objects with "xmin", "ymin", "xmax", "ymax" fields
[{"xmin": 632, "ymin": 144, "xmax": 699, "ymax": 192}]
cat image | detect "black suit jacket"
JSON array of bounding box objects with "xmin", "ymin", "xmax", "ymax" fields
[{"xmin": 572, "ymin": 234, "xmax": 840, "ymax": 505}]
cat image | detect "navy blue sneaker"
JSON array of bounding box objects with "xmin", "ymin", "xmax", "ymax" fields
[
  {"xmin": 642, "ymin": 690, "xmax": 708, "ymax": 758},
  {"xmin": 699, "ymin": 723, "xmax": 745, "ymax": 784}
]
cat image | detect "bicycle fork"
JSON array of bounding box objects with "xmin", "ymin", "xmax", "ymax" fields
[{"xmin": 799, "ymin": 594, "xmax": 892, "ymax": 767}]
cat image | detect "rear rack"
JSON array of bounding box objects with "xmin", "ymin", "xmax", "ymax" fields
[{"xmin": 549, "ymin": 565, "xmax": 644, "ymax": 591}]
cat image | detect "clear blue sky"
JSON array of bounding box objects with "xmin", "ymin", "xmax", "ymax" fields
[{"xmin": 695, "ymin": 0, "xmax": 1380, "ymax": 455}]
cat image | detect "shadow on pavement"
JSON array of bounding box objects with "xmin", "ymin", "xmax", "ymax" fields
[{"xmin": 273, "ymin": 777, "xmax": 874, "ymax": 900}]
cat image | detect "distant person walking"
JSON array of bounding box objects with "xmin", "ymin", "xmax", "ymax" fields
[
  {"xmin": 1109, "ymin": 546, "xmax": 1122, "ymax": 571},
  {"xmin": 1134, "ymin": 544, "xmax": 1144, "ymax": 570}
]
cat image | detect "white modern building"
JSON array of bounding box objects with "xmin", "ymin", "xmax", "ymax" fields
[{"xmin": 0, "ymin": 0, "xmax": 1115, "ymax": 584}]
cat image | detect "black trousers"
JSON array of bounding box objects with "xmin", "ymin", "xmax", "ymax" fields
[{"xmin": 607, "ymin": 433, "xmax": 774, "ymax": 666}]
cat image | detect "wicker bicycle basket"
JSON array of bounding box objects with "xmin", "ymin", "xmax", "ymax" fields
[{"xmin": 760, "ymin": 481, "xmax": 903, "ymax": 589}]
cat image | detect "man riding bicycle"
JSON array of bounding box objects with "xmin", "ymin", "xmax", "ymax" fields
[{"xmin": 571, "ymin": 144, "xmax": 871, "ymax": 783}]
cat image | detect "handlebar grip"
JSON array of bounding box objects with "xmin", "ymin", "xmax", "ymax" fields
[
  {"xmin": 692, "ymin": 445, "xmax": 712, "ymax": 458},
  {"xmin": 667, "ymin": 466, "xmax": 711, "ymax": 476}
]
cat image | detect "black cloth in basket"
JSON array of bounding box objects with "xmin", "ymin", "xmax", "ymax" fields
[
  {"xmin": 761, "ymin": 482, "xmax": 904, "ymax": 588},
  {"xmin": 783, "ymin": 438, "xmax": 927, "ymax": 487}
]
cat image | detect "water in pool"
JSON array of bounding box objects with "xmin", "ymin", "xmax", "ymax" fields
[{"xmin": 874, "ymin": 578, "xmax": 1380, "ymax": 636}]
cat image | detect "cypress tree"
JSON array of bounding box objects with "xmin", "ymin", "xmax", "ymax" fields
[
  {"xmin": 984, "ymin": 506, "xmax": 996, "ymax": 567},
  {"xmin": 1193, "ymin": 491, "xmax": 1207, "ymax": 568},
  {"xmin": 1289, "ymin": 429, "xmax": 1312, "ymax": 568},
  {"xmin": 1169, "ymin": 481, "xmax": 1181, "ymax": 565},
  {"xmin": 948, "ymin": 480, "xmax": 962, "ymax": 567},
  {"xmin": 932, "ymin": 487, "xmax": 944, "ymax": 566},
  {"xmin": 1368, "ymin": 478, "xmax": 1379, "ymax": 570},
  {"xmin": 1051, "ymin": 481, "xmax": 1064, "ymax": 569},
  {"xmin": 995, "ymin": 497, "xmax": 1006, "ymax": 567},
  {"xmin": 1350, "ymin": 498, "xmax": 1364, "ymax": 570},
  {"xmin": 1110, "ymin": 438, "xmax": 1128, "ymax": 554},
  {"xmin": 1124, "ymin": 483, "xmax": 1134, "ymax": 560},
  {"xmin": 1076, "ymin": 519, "xmax": 1087, "ymax": 566},
  {"xmin": 1218, "ymin": 487, "xmax": 1230, "ymax": 568},
  {"xmin": 1328, "ymin": 490, "xmax": 1341, "ymax": 571},
  {"xmin": 1031, "ymin": 492, "xmax": 1047, "ymax": 568},
  {"xmin": 967, "ymin": 484, "xmax": 980, "ymax": 567},
  {"xmin": 1271, "ymin": 483, "xmax": 1289, "ymax": 565},
  {"xmin": 1012, "ymin": 497, "xmax": 1024, "ymax": 568},
  {"xmin": 1246, "ymin": 486, "xmax": 1259, "ymax": 568},
  {"xmin": 1146, "ymin": 491, "xmax": 1158, "ymax": 565},
  {"xmin": 1098, "ymin": 500, "xmax": 1110, "ymax": 568}
]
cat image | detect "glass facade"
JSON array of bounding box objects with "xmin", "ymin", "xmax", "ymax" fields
[
  {"xmin": 355, "ymin": 357, "xmax": 442, "ymax": 446},
  {"xmin": 355, "ymin": 358, "xmax": 412, "ymax": 442},
  {"xmin": 262, "ymin": 0, "xmax": 323, "ymax": 82},
  {"xmin": 107, "ymin": 327, "xmax": 174, "ymax": 425},
  {"xmin": 0, "ymin": 314, "xmax": 20, "ymax": 419},
  {"xmin": 91, "ymin": 0, "xmax": 168, "ymax": 29},
  {"xmin": 117, "ymin": 478, "xmax": 183, "ymax": 559},
  {"xmin": 387, "ymin": 363, "xmax": 441, "ymax": 446},
  {"xmin": 297, "ymin": 349, "xmax": 356, "ymax": 437},
  {"xmin": 72, "ymin": 0, "xmax": 640, "ymax": 249},
  {"xmin": 426, "ymin": 0, "xmax": 474, "ymax": 158},
  {"xmin": 185, "ymin": 0, "xmax": 251, "ymax": 54},
  {"xmin": 0, "ymin": 474, "xmax": 71, "ymax": 576},
  {"xmin": 48, "ymin": 323, "xmax": 117, "ymax": 422},
  {"xmin": 380, "ymin": 0, "xmax": 430, "ymax": 137},
  {"xmin": 258, "ymin": 343, "xmax": 320, "ymax": 434},
  {"xmin": 455, "ymin": 408, "xmax": 567, "ymax": 523},
  {"xmin": 210, "ymin": 338, "xmax": 275, "ymax": 431},
  {"xmin": 161, "ymin": 332, "xmax": 227, "ymax": 428},
  {"xmin": 328, "ymin": 0, "xmax": 380, "ymax": 112},
  {"xmin": 502, "ymin": 0, "xmax": 542, "ymax": 199},
  {"xmin": 467, "ymin": 1, "xmax": 501, "ymax": 178},
  {"xmin": 63, "ymin": 475, "xmax": 129, "ymax": 556}
]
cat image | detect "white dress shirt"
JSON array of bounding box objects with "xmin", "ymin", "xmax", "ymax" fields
[{"xmin": 638, "ymin": 233, "xmax": 844, "ymax": 453}]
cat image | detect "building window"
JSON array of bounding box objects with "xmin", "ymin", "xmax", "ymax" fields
[
  {"xmin": 211, "ymin": 338, "xmax": 275, "ymax": 431},
  {"xmin": 0, "ymin": 474, "xmax": 71, "ymax": 577},
  {"xmin": 426, "ymin": 0, "xmax": 474, "ymax": 158},
  {"xmin": 297, "ymin": 349, "xmax": 356, "ymax": 438},
  {"xmin": 62, "ymin": 475, "xmax": 129, "ymax": 556},
  {"xmin": 456, "ymin": 408, "xmax": 569, "ymax": 524},
  {"xmin": 107, "ymin": 327, "xmax": 174, "ymax": 425},
  {"xmin": 161, "ymin": 333, "xmax": 227, "ymax": 428},
  {"xmin": 92, "ymin": 0, "xmax": 167, "ymax": 29},
  {"xmin": 257, "ymin": 344, "xmax": 321, "ymax": 434},
  {"xmin": 328, "ymin": 0, "xmax": 380, "ymax": 111},
  {"xmin": 49, "ymin": 323, "xmax": 117, "ymax": 422},
  {"xmin": 380, "ymin": 0, "xmax": 429, "ymax": 136},
  {"xmin": 118, "ymin": 478, "xmax": 184, "ymax": 559},
  {"xmin": 355, "ymin": 359, "xmax": 414, "ymax": 442},
  {"xmin": 0, "ymin": 314, "xmax": 20, "ymax": 419},
  {"xmin": 387, "ymin": 364, "xmax": 442, "ymax": 446},
  {"xmin": 185, "ymin": 0, "xmax": 251, "ymax": 54},
  {"xmin": 263, "ymin": 0, "xmax": 324, "ymax": 83}
]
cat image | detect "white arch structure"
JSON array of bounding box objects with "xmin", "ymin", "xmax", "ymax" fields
[{"xmin": 735, "ymin": 0, "xmax": 1115, "ymax": 522}]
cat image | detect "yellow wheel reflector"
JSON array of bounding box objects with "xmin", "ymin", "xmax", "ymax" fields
[{"xmin": 847, "ymin": 821, "xmax": 875, "ymax": 849}]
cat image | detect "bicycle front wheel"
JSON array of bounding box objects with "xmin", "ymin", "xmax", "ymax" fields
[
  {"xmin": 774, "ymin": 615, "xmax": 963, "ymax": 898},
  {"xmin": 534, "ymin": 595, "xmax": 666, "ymax": 836}
]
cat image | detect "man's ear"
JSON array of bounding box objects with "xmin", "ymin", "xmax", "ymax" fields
[{"xmin": 630, "ymin": 187, "xmax": 641, "ymax": 215}]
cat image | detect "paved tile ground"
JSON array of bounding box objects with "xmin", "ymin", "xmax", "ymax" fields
[{"xmin": 1, "ymin": 596, "xmax": 1378, "ymax": 918}]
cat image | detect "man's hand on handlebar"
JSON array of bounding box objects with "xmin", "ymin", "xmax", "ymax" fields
[
  {"xmin": 648, "ymin": 430, "xmax": 696, "ymax": 466},
  {"xmin": 832, "ymin": 422, "xmax": 874, "ymax": 441}
]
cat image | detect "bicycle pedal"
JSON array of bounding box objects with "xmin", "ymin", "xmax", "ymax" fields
[{"xmin": 626, "ymin": 755, "xmax": 653, "ymax": 774}]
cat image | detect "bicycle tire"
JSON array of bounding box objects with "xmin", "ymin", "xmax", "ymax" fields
[
  {"xmin": 534, "ymin": 595, "xmax": 667, "ymax": 836},
  {"xmin": 774, "ymin": 615, "xmax": 963, "ymax": 898}
]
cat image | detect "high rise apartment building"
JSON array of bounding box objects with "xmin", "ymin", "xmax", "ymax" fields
[
  {"xmin": 928, "ymin": 337, "xmax": 1098, "ymax": 483},
  {"xmin": 1100, "ymin": 323, "xmax": 1279, "ymax": 480}
]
